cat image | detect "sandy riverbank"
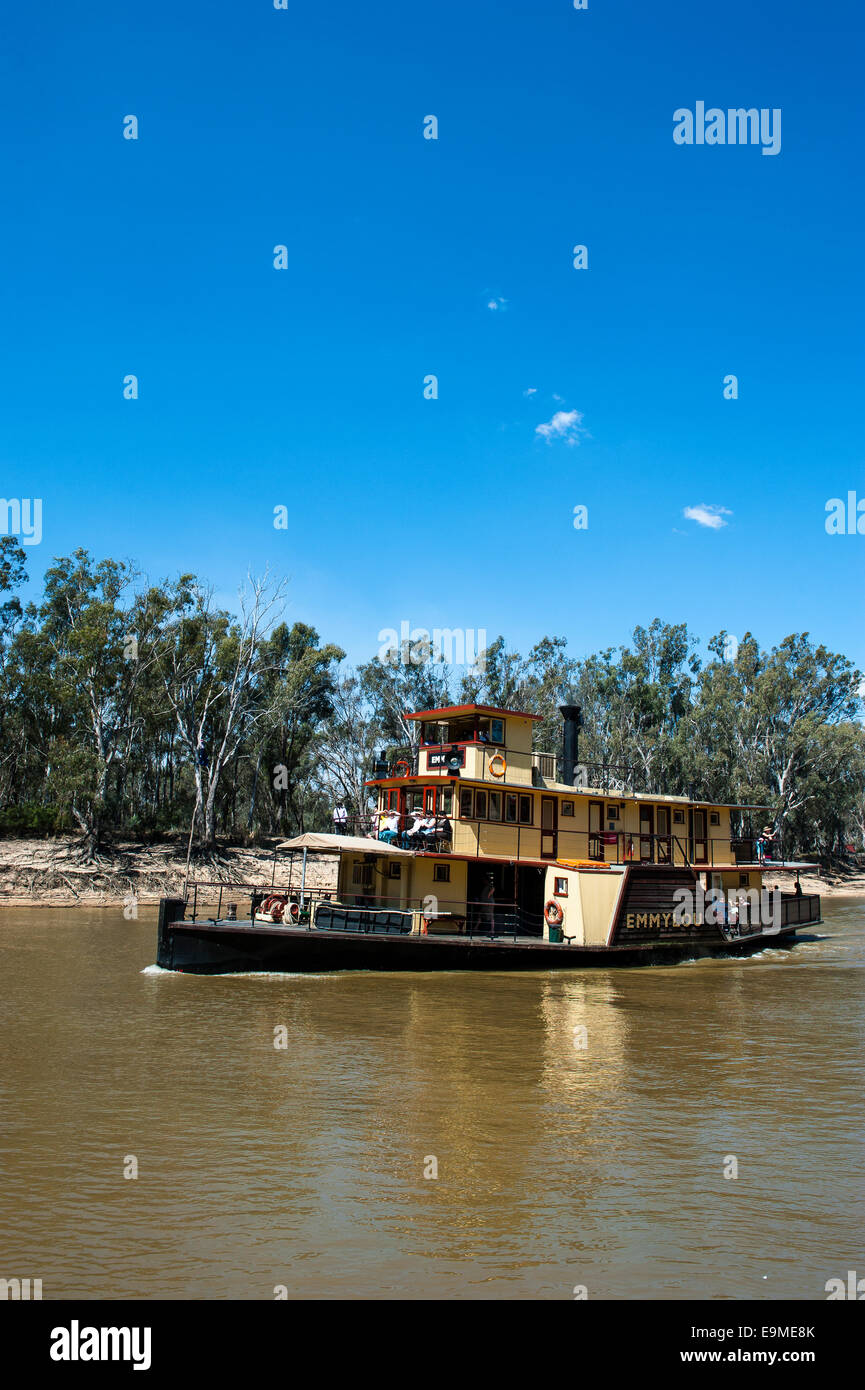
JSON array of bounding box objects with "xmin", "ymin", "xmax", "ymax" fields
[
  {"xmin": 0, "ymin": 836, "xmax": 338, "ymax": 908},
  {"xmin": 0, "ymin": 836, "xmax": 862, "ymax": 908}
]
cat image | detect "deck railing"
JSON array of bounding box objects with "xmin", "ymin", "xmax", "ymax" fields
[{"xmin": 320, "ymin": 819, "xmax": 806, "ymax": 869}]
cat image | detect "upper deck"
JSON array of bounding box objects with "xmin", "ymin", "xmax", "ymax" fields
[{"xmin": 364, "ymin": 702, "xmax": 779, "ymax": 871}]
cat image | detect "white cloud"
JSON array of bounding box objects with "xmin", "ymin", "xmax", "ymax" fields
[
  {"xmin": 523, "ymin": 387, "xmax": 537, "ymax": 396},
  {"xmin": 683, "ymin": 503, "xmax": 732, "ymax": 530},
  {"xmin": 487, "ymin": 296, "xmax": 507, "ymax": 311},
  {"xmin": 535, "ymin": 409, "xmax": 588, "ymax": 446}
]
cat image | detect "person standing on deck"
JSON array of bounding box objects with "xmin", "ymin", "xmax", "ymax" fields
[
  {"xmin": 333, "ymin": 804, "xmax": 348, "ymax": 834},
  {"xmin": 478, "ymin": 873, "xmax": 496, "ymax": 935}
]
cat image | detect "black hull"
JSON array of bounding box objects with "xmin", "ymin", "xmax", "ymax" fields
[{"xmin": 156, "ymin": 904, "xmax": 811, "ymax": 976}]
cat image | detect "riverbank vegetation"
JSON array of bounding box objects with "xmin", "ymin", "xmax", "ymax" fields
[{"xmin": 1, "ymin": 539, "xmax": 863, "ymax": 865}]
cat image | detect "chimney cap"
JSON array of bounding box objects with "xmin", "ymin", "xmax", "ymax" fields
[{"xmin": 559, "ymin": 704, "xmax": 583, "ymax": 723}]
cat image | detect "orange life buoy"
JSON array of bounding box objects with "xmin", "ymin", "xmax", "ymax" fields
[
  {"xmin": 488, "ymin": 753, "xmax": 506, "ymax": 778},
  {"xmin": 393, "ymin": 760, "xmax": 411, "ymax": 778},
  {"xmin": 544, "ymin": 900, "xmax": 564, "ymax": 926}
]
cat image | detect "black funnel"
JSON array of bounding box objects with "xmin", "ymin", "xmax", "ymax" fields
[{"xmin": 559, "ymin": 704, "xmax": 583, "ymax": 786}]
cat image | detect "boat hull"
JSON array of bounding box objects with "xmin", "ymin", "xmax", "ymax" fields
[{"xmin": 156, "ymin": 903, "xmax": 813, "ymax": 975}]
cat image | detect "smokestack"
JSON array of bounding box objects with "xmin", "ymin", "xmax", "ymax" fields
[{"xmin": 559, "ymin": 704, "xmax": 583, "ymax": 786}]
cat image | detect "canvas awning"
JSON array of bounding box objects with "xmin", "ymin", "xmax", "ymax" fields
[{"xmin": 276, "ymin": 832, "xmax": 416, "ymax": 857}]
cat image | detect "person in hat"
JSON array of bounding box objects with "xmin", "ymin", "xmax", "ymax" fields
[{"xmin": 757, "ymin": 825, "xmax": 776, "ymax": 863}]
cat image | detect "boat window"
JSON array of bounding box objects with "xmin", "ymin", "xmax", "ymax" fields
[
  {"xmin": 388, "ymin": 862, "xmax": 401, "ymax": 879},
  {"xmin": 407, "ymin": 789, "xmax": 424, "ymax": 812},
  {"xmin": 561, "ymin": 801, "xmax": 574, "ymax": 817},
  {"xmin": 459, "ymin": 788, "xmax": 473, "ymax": 818},
  {"xmin": 488, "ymin": 791, "xmax": 502, "ymax": 821},
  {"xmin": 351, "ymin": 862, "xmax": 374, "ymax": 888},
  {"xmin": 710, "ymin": 811, "xmax": 720, "ymax": 826},
  {"xmin": 606, "ymin": 804, "xmax": 619, "ymax": 820},
  {"xmin": 554, "ymin": 877, "xmax": 568, "ymax": 896},
  {"xmin": 490, "ymin": 718, "xmax": 505, "ymax": 744},
  {"xmin": 519, "ymin": 795, "xmax": 532, "ymax": 824},
  {"xmin": 475, "ymin": 790, "xmax": 487, "ymax": 819},
  {"xmin": 505, "ymin": 794, "xmax": 517, "ymax": 822},
  {"xmin": 421, "ymin": 721, "xmax": 446, "ymax": 745},
  {"xmin": 436, "ymin": 787, "xmax": 453, "ymax": 814},
  {"xmin": 673, "ymin": 809, "xmax": 685, "ymax": 824},
  {"xmin": 433, "ymin": 863, "xmax": 450, "ymax": 882}
]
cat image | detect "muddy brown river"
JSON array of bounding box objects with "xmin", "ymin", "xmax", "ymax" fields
[{"xmin": 1, "ymin": 900, "xmax": 863, "ymax": 1299}]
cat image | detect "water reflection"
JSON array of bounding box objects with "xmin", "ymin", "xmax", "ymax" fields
[{"xmin": 0, "ymin": 901, "xmax": 862, "ymax": 1299}]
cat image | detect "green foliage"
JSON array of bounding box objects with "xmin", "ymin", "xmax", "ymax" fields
[
  {"xmin": 0, "ymin": 803, "xmax": 72, "ymax": 837},
  {"xmin": 0, "ymin": 549, "xmax": 861, "ymax": 861}
]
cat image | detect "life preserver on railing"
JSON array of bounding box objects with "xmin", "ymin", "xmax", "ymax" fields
[
  {"xmin": 544, "ymin": 900, "xmax": 564, "ymax": 926},
  {"xmin": 488, "ymin": 753, "xmax": 506, "ymax": 778},
  {"xmin": 393, "ymin": 760, "xmax": 411, "ymax": 778}
]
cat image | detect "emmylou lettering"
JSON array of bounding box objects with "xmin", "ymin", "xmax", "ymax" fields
[
  {"xmin": 624, "ymin": 887, "xmax": 781, "ymax": 930},
  {"xmin": 673, "ymin": 102, "xmax": 781, "ymax": 156}
]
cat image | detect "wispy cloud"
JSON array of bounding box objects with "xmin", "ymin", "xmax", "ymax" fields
[
  {"xmin": 523, "ymin": 387, "xmax": 537, "ymax": 396},
  {"xmin": 683, "ymin": 503, "xmax": 732, "ymax": 530},
  {"xmin": 535, "ymin": 409, "xmax": 588, "ymax": 446},
  {"xmin": 487, "ymin": 296, "xmax": 507, "ymax": 311}
]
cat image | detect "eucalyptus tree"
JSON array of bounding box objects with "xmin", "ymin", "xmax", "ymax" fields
[
  {"xmin": 244, "ymin": 621, "xmax": 344, "ymax": 835},
  {"xmin": 356, "ymin": 646, "xmax": 455, "ymax": 760},
  {"xmin": 10, "ymin": 549, "xmax": 162, "ymax": 858},
  {"xmin": 156, "ymin": 571, "xmax": 293, "ymax": 847}
]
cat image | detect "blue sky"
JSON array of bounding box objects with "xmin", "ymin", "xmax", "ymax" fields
[{"xmin": 1, "ymin": 0, "xmax": 863, "ymax": 674}]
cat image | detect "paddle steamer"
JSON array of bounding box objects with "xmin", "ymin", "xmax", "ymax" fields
[{"xmin": 156, "ymin": 703, "xmax": 822, "ymax": 974}]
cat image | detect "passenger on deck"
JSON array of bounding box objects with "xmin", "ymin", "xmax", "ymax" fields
[
  {"xmin": 406, "ymin": 810, "xmax": 427, "ymax": 848},
  {"xmin": 379, "ymin": 811, "xmax": 401, "ymax": 844},
  {"xmin": 757, "ymin": 825, "xmax": 776, "ymax": 863},
  {"xmin": 434, "ymin": 814, "xmax": 452, "ymax": 845},
  {"xmin": 417, "ymin": 813, "xmax": 437, "ymax": 850}
]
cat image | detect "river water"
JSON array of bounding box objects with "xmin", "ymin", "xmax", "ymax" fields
[{"xmin": 1, "ymin": 899, "xmax": 862, "ymax": 1301}]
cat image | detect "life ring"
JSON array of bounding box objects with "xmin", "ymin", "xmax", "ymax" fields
[
  {"xmin": 489, "ymin": 753, "xmax": 506, "ymax": 779},
  {"xmin": 393, "ymin": 760, "xmax": 411, "ymax": 778},
  {"xmin": 287, "ymin": 902, "xmax": 300, "ymax": 921},
  {"xmin": 544, "ymin": 900, "xmax": 564, "ymax": 926}
]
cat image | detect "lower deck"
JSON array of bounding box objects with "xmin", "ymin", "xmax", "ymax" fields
[{"xmin": 157, "ymin": 896, "xmax": 819, "ymax": 975}]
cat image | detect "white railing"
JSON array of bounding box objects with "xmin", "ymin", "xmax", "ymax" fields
[{"xmin": 532, "ymin": 751, "xmax": 556, "ymax": 780}]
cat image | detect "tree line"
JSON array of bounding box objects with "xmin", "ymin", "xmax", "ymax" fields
[{"xmin": 1, "ymin": 538, "xmax": 862, "ymax": 863}]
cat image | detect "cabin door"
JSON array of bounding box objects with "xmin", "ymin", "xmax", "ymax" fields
[
  {"xmin": 540, "ymin": 797, "xmax": 558, "ymax": 859},
  {"xmin": 690, "ymin": 808, "xmax": 708, "ymax": 863},
  {"xmin": 588, "ymin": 800, "xmax": 604, "ymax": 861},
  {"xmin": 656, "ymin": 806, "xmax": 672, "ymax": 862},
  {"xmin": 639, "ymin": 804, "xmax": 654, "ymax": 861}
]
